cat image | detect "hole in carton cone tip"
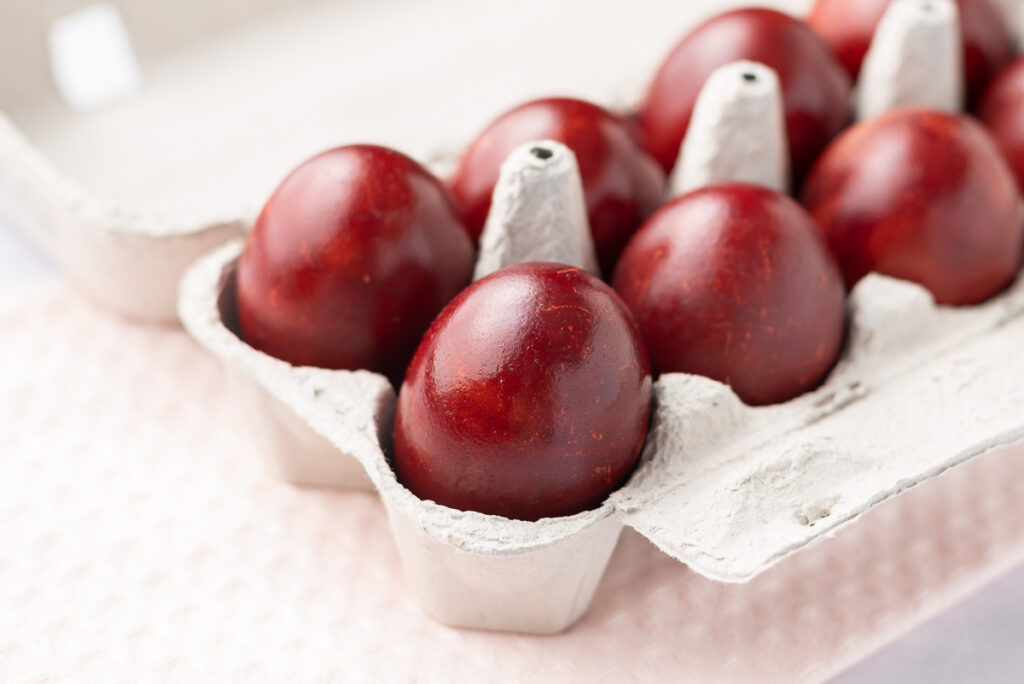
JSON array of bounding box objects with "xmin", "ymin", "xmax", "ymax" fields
[{"xmin": 530, "ymin": 146, "xmax": 554, "ymax": 160}]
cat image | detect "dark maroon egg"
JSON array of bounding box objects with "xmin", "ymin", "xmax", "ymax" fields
[
  {"xmin": 613, "ymin": 183, "xmax": 846, "ymax": 405},
  {"xmin": 236, "ymin": 144, "xmax": 475, "ymax": 384},
  {"xmin": 803, "ymin": 109, "xmax": 1023, "ymax": 305},
  {"xmin": 978, "ymin": 55, "xmax": 1024, "ymax": 191},
  {"xmin": 638, "ymin": 8, "xmax": 851, "ymax": 181},
  {"xmin": 393, "ymin": 262, "xmax": 652, "ymax": 521},
  {"xmin": 449, "ymin": 97, "xmax": 665, "ymax": 275}
]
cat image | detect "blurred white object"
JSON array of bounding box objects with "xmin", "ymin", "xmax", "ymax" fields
[
  {"xmin": 48, "ymin": 4, "xmax": 141, "ymax": 111},
  {"xmin": 856, "ymin": 0, "xmax": 964, "ymax": 119}
]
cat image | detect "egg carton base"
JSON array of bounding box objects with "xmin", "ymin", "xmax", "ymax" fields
[{"xmin": 179, "ymin": 233, "xmax": 1024, "ymax": 633}]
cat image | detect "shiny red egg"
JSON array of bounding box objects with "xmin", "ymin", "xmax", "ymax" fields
[
  {"xmin": 803, "ymin": 109, "xmax": 1023, "ymax": 306},
  {"xmin": 808, "ymin": 0, "xmax": 1012, "ymax": 101},
  {"xmin": 449, "ymin": 97, "xmax": 665, "ymax": 275},
  {"xmin": 236, "ymin": 144, "xmax": 475, "ymax": 384},
  {"xmin": 393, "ymin": 262, "xmax": 652, "ymax": 521},
  {"xmin": 638, "ymin": 8, "xmax": 851, "ymax": 181},
  {"xmin": 613, "ymin": 183, "xmax": 846, "ymax": 406}
]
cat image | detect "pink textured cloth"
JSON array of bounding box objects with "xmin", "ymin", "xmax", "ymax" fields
[{"xmin": 2, "ymin": 281, "xmax": 1023, "ymax": 682}]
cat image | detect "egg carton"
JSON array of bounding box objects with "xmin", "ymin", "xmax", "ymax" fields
[
  {"xmin": 0, "ymin": 0, "xmax": 1009, "ymax": 632},
  {"xmin": 0, "ymin": 0, "xmax": 780, "ymax": 322},
  {"xmin": 181, "ymin": 0, "xmax": 1024, "ymax": 633},
  {"xmin": 180, "ymin": 220, "xmax": 1024, "ymax": 634}
]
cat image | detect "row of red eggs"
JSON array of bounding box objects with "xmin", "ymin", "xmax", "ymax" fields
[{"xmin": 229, "ymin": 1, "xmax": 1024, "ymax": 522}]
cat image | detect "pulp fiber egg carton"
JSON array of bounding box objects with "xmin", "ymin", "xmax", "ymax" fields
[
  {"xmin": 181, "ymin": 0, "xmax": 1024, "ymax": 633},
  {"xmin": 4, "ymin": 0, "xmax": 1019, "ymax": 632},
  {"xmin": 0, "ymin": 0, "xmax": 769, "ymax": 321}
]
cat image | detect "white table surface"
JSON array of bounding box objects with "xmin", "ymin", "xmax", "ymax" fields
[{"xmin": 2, "ymin": 211, "xmax": 1022, "ymax": 682}]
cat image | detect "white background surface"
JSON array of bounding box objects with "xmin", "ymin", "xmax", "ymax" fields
[{"xmin": 3, "ymin": 211, "xmax": 1023, "ymax": 682}]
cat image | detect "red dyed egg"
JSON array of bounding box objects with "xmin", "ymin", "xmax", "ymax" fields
[
  {"xmin": 613, "ymin": 183, "xmax": 846, "ymax": 406},
  {"xmin": 638, "ymin": 8, "xmax": 851, "ymax": 181},
  {"xmin": 449, "ymin": 97, "xmax": 665, "ymax": 275},
  {"xmin": 236, "ymin": 145, "xmax": 475, "ymax": 384},
  {"xmin": 803, "ymin": 109, "xmax": 1023, "ymax": 305},
  {"xmin": 393, "ymin": 262, "xmax": 652, "ymax": 521}
]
